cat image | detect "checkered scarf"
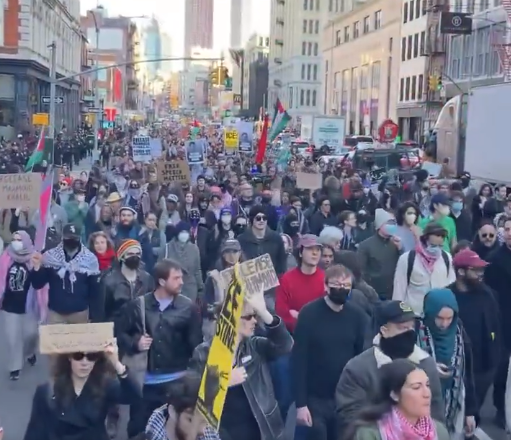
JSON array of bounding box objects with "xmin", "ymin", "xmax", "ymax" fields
[{"xmin": 146, "ymin": 405, "xmax": 220, "ymax": 440}]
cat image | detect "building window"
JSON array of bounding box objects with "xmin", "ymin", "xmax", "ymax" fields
[
  {"xmin": 401, "ymin": 37, "xmax": 406, "ymax": 61},
  {"xmin": 314, "ymin": 43, "xmax": 318, "ymax": 55},
  {"xmin": 308, "ymin": 42, "xmax": 312, "ymax": 55},
  {"xmin": 312, "ymin": 90, "xmax": 317, "ymax": 106},
  {"xmin": 329, "ymin": 0, "xmax": 333, "ymax": 11},
  {"xmin": 411, "ymin": 75, "xmax": 417, "ymax": 99},
  {"xmin": 309, "ymin": 20, "xmax": 313, "ymax": 33},
  {"xmin": 353, "ymin": 21, "xmax": 360, "ymax": 39},
  {"xmin": 266, "ymin": 37, "xmax": 269, "ymax": 46},
  {"xmin": 374, "ymin": 10, "xmax": 382, "ymax": 29},
  {"xmin": 306, "ymin": 89, "xmax": 311, "ymax": 106},
  {"xmin": 303, "ymin": 20, "xmax": 307, "ymax": 33},
  {"xmin": 407, "ymin": 35, "xmax": 412, "ymax": 59},
  {"xmin": 310, "ymin": 0, "xmax": 314, "ymax": 9},
  {"xmin": 405, "ymin": 77, "xmax": 411, "ymax": 100},
  {"xmin": 316, "ymin": 0, "xmax": 320, "ymax": 10},
  {"xmin": 363, "ymin": 16, "xmax": 370, "ymax": 34},
  {"xmin": 413, "ymin": 33, "xmax": 419, "ymax": 58},
  {"xmin": 307, "ymin": 64, "xmax": 312, "ymax": 80},
  {"xmin": 415, "ymin": 0, "xmax": 421, "ymax": 18},
  {"xmin": 289, "ymin": 87, "xmax": 294, "ymax": 108},
  {"xmin": 418, "ymin": 74, "xmax": 424, "ymax": 99},
  {"xmin": 422, "ymin": 0, "xmax": 427, "ymax": 14},
  {"xmin": 344, "ymin": 26, "xmax": 350, "ymax": 42},
  {"xmin": 389, "ymin": 37, "xmax": 393, "ymax": 51},
  {"xmin": 403, "ymin": 2, "xmax": 408, "ymax": 23},
  {"xmin": 303, "ymin": 0, "xmax": 308, "ymax": 9},
  {"xmin": 400, "ymin": 78, "xmax": 404, "ymax": 101},
  {"xmin": 300, "ymin": 89, "xmax": 305, "ymax": 105},
  {"xmin": 336, "ymin": 30, "xmax": 341, "ymax": 45},
  {"xmin": 420, "ymin": 31, "xmax": 425, "ymax": 55},
  {"xmin": 315, "ymin": 20, "xmax": 319, "ymax": 34},
  {"xmin": 301, "ymin": 64, "xmax": 306, "ymax": 80},
  {"xmin": 410, "ymin": 0, "xmax": 414, "ymax": 20},
  {"xmin": 302, "ymin": 41, "xmax": 307, "ymax": 55},
  {"xmin": 313, "ymin": 64, "xmax": 318, "ymax": 80}
]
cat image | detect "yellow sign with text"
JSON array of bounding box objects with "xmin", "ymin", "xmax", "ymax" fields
[
  {"xmin": 196, "ymin": 263, "xmax": 245, "ymax": 430},
  {"xmin": 224, "ymin": 129, "xmax": 239, "ymax": 151},
  {"xmin": 32, "ymin": 113, "xmax": 49, "ymax": 126}
]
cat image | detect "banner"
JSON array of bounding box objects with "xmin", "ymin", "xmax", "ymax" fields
[
  {"xmin": 197, "ymin": 264, "xmax": 245, "ymax": 429},
  {"xmin": 132, "ymin": 135, "xmax": 151, "ymax": 162},
  {"xmin": 236, "ymin": 121, "xmax": 254, "ymax": 153},
  {"xmin": 0, "ymin": 173, "xmax": 42, "ymax": 210},
  {"xmin": 186, "ymin": 139, "xmax": 205, "ymax": 165},
  {"xmin": 224, "ymin": 129, "xmax": 238, "ymax": 154}
]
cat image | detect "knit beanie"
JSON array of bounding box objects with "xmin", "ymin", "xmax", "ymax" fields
[
  {"xmin": 117, "ymin": 239, "xmax": 142, "ymax": 261},
  {"xmin": 374, "ymin": 208, "xmax": 395, "ymax": 230}
]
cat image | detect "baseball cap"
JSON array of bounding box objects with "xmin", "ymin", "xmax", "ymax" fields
[
  {"xmin": 452, "ymin": 249, "xmax": 489, "ymax": 269},
  {"xmin": 167, "ymin": 194, "xmax": 179, "ymax": 203},
  {"xmin": 431, "ymin": 193, "xmax": 451, "ymax": 207},
  {"xmin": 299, "ymin": 234, "xmax": 322, "ymax": 248},
  {"xmin": 221, "ymin": 239, "xmax": 241, "ymax": 253},
  {"xmin": 62, "ymin": 223, "xmax": 82, "ymax": 239},
  {"xmin": 377, "ymin": 301, "xmax": 416, "ymax": 326}
]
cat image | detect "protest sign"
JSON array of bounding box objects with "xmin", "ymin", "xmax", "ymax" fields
[
  {"xmin": 132, "ymin": 135, "xmax": 151, "ymax": 162},
  {"xmin": 186, "ymin": 139, "xmax": 205, "ymax": 164},
  {"xmin": 220, "ymin": 253, "xmax": 279, "ymax": 297},
  {"xmin": 150, "ymin": 138, "xmax": 162, "ymax": 158},
  {"xmin": 39, "ymin": 322, "xmax": 114, "ymax": 354},
  {"xmin": 296, "ymin": 172, "xmax": 323, "ymax": 189},
  {"xmin": 156, "ymin": 159, "xmax": 191, "ymax": 185},
  {"xmin": 236, "ymin": 121, "xmax": 254, "ymax": 153},
  {"xmin": 197, "ymin": 264, "xmax": 245, "ymax": 429},
  {"xmin": 224, "ymin": 129, "xmax": 238, "ymax": 153},
  {"xmin": 0, "ymin": 173, "xmax": 42, "ymax": 209}
]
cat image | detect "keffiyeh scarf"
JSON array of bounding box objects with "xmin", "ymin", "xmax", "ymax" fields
[
  {"xmin": 42, "ymin": 244, "xmax": 100, "ymax": 292},
  {"xmin": 379, "ymin": 407, "xmax": 437, "ymax": 440}
]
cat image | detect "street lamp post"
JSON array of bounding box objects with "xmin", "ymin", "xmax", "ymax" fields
[{"xmin": 89, "ymin": 10, "xmax": 100, "ymax": 159}]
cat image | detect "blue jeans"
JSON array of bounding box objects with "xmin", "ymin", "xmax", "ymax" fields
[{"xmin": 269, "ymin": 353, "xmax": 293, "ymax": 421}]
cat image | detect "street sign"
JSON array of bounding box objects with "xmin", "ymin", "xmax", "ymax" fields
[
  {"xmin": 87, "ymin": 107, "xmax": 102, "ymax": 113},
  {"xmin": 41, "ymin": 96, "xmax": 64, "ymax": 104}
]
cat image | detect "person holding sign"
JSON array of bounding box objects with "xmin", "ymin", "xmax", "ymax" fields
[
  {"xmin": 23, "ymin": 341, "xmax": 140, "ymax": 440},
  {"xmin": 189, "ymin": 285, "xmax": 293, "ymax": 440}
]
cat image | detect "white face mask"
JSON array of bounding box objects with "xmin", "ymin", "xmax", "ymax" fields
[
  {"xmin": 177, "ymin": 232, "xmax": 190, "ymax": 243},
  {"xmin": 10, "ymin": 241, "xmax": 23, "ymax": 252},
  {"xmin": 363, "ymin": 187, "xmax": 370, "ymax": 195},
  {"xmin": 405, "ymin": 213, "xmax": 417, "ymax": 224},
  {"xmin": 76, "ymin": 195, "xmax": 85, "ymax": 203},
  {"xmin": 221, "ymin": 215, "xmax": 232, "ymax": 224}
]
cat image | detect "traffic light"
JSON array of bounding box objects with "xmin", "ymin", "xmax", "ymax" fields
[
  {"xmin": 428, "ymin": 74, "xmax": 443, "ymax": 91},
  {"xmin": 209, "ymin": 67, "xmax": 220, "ymax": 86},
  {"xmin": 437, "ymin": 76, "xmax": 443, "ymax": 90}
]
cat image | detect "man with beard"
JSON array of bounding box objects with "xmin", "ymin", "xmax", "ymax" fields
[
  {"xmin": 112, "ymin": 206, "xmax": 154, "ymax": 271},
  {"xmin": 335, "ymin": 300, "xmax": 444, "ymax": 433}
]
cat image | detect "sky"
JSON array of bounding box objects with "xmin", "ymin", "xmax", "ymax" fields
[{"xmin": 80, "ymin": 0, "xmax": 231, "ymax": 60}]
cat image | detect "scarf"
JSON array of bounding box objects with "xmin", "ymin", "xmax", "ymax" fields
[
  {"xmin": 379, "ymin": 407, "xmax": 437, "ymax": 440},
  {"xmin": 415, "ymin": 241, "xmax": 439, "ymax": 274},
  {"xmin": 95, "ymin": 248, "xmax": 116, "ymax": 271},
  {"xmin": 42, "ymin": 244, "xmax": 100, "ymax": 292}
]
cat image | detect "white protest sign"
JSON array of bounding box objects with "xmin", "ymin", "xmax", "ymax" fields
[
  {"xmin": 0, "ymin": 172, "xmax": 42, "ymax": 209},
  {"xmin": 132, "ymin": 135, "xmax": 151, "ymax": 162},
  {"xmin": 39, "ymin": 323, "xmax": 114, "ymax": 354},
  {"xmin": 150, "ymin": 138, "xmax": 162, "ymax": 158},
  {"xmin": 220, "ymin": 254, "xmax": 279, "ymax": 297}
]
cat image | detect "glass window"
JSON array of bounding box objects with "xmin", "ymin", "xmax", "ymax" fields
[
  {"xmin": 336, "ymin": 30, "xmax": 341, "ymax": 45},
  {"xmin": 410, "ymin": 0, "xmax": 414, "ymax": 20},
  {"xmin": 309, "ymin": 20, "xmax": 313, "ymax": 33},
  {"xmin": 314, "ymin": 43, "xmax": 318, "ymax": 56},
  {"xmin": 403, "ymin": 3, "xmax": 408, "ymax": 23},
  {"xmin": 316, "ymin": 0, "xmax": 320, "ymax": 10},
  {"xmin": 405, "ymin": 77, "xmax": 411, "ymax": 100},
  {"xmin": 306, "ymin": 90, "xmax": 311, "ymax": 106},
  {"xmin": 329, "ymin": 0, "xmax": 333, "ymax": 11},
  {"xmin": 399, "ymin": 78, "xmax": 404, "ymax": 101},
  {"xmin": 363, "ymin": 16, "xmax": 370, "ymax": 34},
  {"xmin": 420, "ymin": 31, "xmax": 425, "ymax": 55},
  {"xmin": 301, "ymin": 64, "xmax": 306, "ymax": 80},
  {"xmin": 307, "ymin": 64, "xmax": 312, "ymax": 80},
  {"xmin": 418, "ymin": 74, "xmax": 424, "ymax": 100},
  {"xmin": 300, "ymin": 89, "xmax": 305, "ymax": 105},
  {"xmin": 303, "ymin": 0, "xmax": 308, "ymax": 9},
  {"xmin": 289, "ymin": 87, "xmax": 294, "ymax": 108},
  {"xmin": 413, "ymin": 33, "xmax": 419, "ymax": 58},
  {"xmin": 401, "ymin": 37, "xmax": 406, "ymax": 61},
  {"xmin": 407, "ymin": 35, "xmax": 412, "ymax": 59},
  {"xmin": 302, "ymin": 41, "xmax": 306, "ymax": 55},
  {"xmin": 371, "ymin": 61, "xmax": 381, "ymax": 88},
  {"xmin": 353, "ymin": 21, "xmax": 360, "ymax": 39},
  {"xmin": 344, "ymin": 26, "xmax": 350, "ymax": 42},
  {"xmin": 315, "ymin": 20, "xmax": 319, "ymax": 34},
  {"xmin": 313, "ymin": 64, "xmax": 318, "ymax": 80},
  {"xmin": 308, "ymin": 42, "xmax": 312, "ymax": 55},
  {"xmin": 312, "ymin": 90, "xmax": 317, "ymax": 106},
  {"xmin": 375, "ymin": 10, "xmax": 382, "ymax": 29},
  {"xmin": 411, "ymin": 76, "xmax": 417, "ymax": 99},
  {"xmin": 310, "ymin": 0, "xmax": 314, "ymax": 9},
  {"xmin": 303, "ymin": 20, "xmax": 307, "ymax": 33}
]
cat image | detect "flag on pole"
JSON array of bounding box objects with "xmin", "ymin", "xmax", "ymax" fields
[
  {"xmin": 256, "ymin": 114, "xmax": 269, "ymax": 165},
  {"xmin": 268, "ymin": 98, "xmax": 291, "ymax": 143},
  {"xmin": 34, "ymin": 169, "xmax": 54, "ymax": 251},
  {"xmin": 24, "ymin": 131, "xmax": 46, "ymax": 171}
]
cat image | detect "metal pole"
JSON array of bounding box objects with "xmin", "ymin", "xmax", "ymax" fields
[
  {"xmin": 467, "ymin": 27, "xmax": 477, "ymax": 93},
  {"xmin": 48, "ymin": 41, "xmax": 57, "ymax": 139},
  {"xmin": 240, "ymin": 53, "xmax": 245, "ymax": 110},
  {"xmin": 93, "ymin": 27, "xmax": 100, "ymax": 157}
]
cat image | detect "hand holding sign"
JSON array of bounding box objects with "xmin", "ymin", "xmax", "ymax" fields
[{"xmin": 229, "ymin": 367, "xmax": 248, "ymax": 387}]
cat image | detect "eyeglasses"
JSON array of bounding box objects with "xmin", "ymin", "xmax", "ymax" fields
[
  {"xmin": 254, "ymin": 215, "xmax": 267, "ymax": 222},
  {"xmin": 241, "ymin": 313, "xmax": 257, "ymax": 321},
  {"xmin": 71, "ymin": 352, "xmax": 101, "ymax": 362},
  {"xmin": 481, "ymin": 233, "xmax": 495, "ymax": 239}
]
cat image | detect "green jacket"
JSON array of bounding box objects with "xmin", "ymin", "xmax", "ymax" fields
[{"xmin": 355, "ymin": 421, "xmax": 450, "ymax": 440}]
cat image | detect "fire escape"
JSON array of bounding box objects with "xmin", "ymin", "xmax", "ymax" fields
[
  {"xmin": 492, "ymin": 0, "xmax": 511, "ymax": 82},
  {"xmin": 424, "ymin": 0, "xmax": 449, "ymax": 128}
]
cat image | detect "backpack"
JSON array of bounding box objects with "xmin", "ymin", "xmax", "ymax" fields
[{"xmin": 406, "ymin": 250, "xmax": 450, "ymax": 286}]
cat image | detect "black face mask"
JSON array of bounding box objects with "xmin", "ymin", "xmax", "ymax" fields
[
  {"xmin": 124, "ymin": 256, "xmax": 141, "ymax": 270},
  {"xmin": 379, "ymin": 329, "xmax": 417, "ymax": 360},
  {"xmin": 261, "ymin": 196, "xmax": 271, "ymax": 204},
  {"xmin": 233, "ymin": 224, "xmax": 246, "ymax": 235},
  {"xmin": 63, "ymin": 238, "xmax": 80, "ymax": 250},
  {"xmin": 328, "ymin": 288, "xmax": 350, "ymax": 305}
]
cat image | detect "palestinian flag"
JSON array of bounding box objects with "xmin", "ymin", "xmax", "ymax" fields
[
  {"xmin": 25, "ymin": 131, "xmax": 53, "ymax": 171},
  {"xmin": 268, "ymin": 98, "xmax": 291, "ymax": 142},
  {"xmin": 34, "ymin": 168, "xmax": 54, "ymax": 251}
]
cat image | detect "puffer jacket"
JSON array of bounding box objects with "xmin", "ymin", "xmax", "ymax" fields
[{"xmin": 188, "ymin": 317, "xmax": 293, "ymax": 440}]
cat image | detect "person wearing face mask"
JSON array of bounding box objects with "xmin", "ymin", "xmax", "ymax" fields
[
  {"xmin": 233, "ymin": 215, "xmax": 248, "ymax": 237},
  {"xmin": 125, "ymin": 180, "xmax": 142, "ymax": 213},
  {"xmin": 418, "ymin": 193, "xmax": 457, "ymax": 252},
  {"xmin": 450, "ymin": 250, "xmax": 501, "ymax": 427},
  {"xmin": 206, "ymin": 208, "xmax": 235, "ymax": 268},
  {"xmin": 354, "ymin": 210, "xmax": 373, "ymax": 244},
  {"xmin": 260, "ymin": 190, "xmax": 279, "ymax": 231},
  {"xmin": 160, "ymin": 221, "xmax": 203, "ymax": 302},
  {"xmin": 394, "ymin": 202, "xmax": 421, "ymax": 252},
  {"xmin": 336, "ymin": 300, "xmax": 445, "ymax": 433},
  {"xmin": 448, "ymin": 191, "xmax": 472, "ymax": 242},
  {"xmin": 30, "ymin": 223, "xmax": 102, "ymax": 324},
  {"xmin": 63, "ymin": 189, "xmax": 89, "ymax": 236},
  {"xmin": 292, "ymin": 264, "xmax": 370, "ymax": 440},
  {"xmin": 393, "ymin": 222, "xmax": 455, "ymax": 315},
  {"xmin": 0, "ymin": 231, "xmax": 42, "ymax": 381},
  {"xmin": 281, "ymin": 212, "xmax": 301, "ymax": 247}
]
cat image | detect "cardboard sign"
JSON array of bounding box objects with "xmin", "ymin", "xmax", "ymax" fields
[
  {"xmin": 157, "ymin": 159, "xmax": 191, "ymax": 185},
  {"xmin": 296, "ymin": 172, "xmax": 322, "ymax": 189},
  {"xmin": 220, "ymin": 254, "xmax": 279, "ymax": 297},
  {"xmin": 0, "ymin": 173, "xmax": 42, "ymax": 209},
  {"xmin": 39, "ymin": 322, "xmax": 114, "ymax": 354}
]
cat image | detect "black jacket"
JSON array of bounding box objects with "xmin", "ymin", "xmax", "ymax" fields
[
  {"xmin": 238, "ymin": 227, "xmax": 287, "ymax": 276},
  {"xmin": 100, "ymin": 268, "xmax": 154, "ymax": 322},
  {"xmin": 189, "ymin": 317, "xmax": 293, "ymax": 440},
  {"xmin": 115, "ymin": 292, "xmax": 203, "ymax": 374},
  {"xmin": 23, "ymin": 375, "xmax": 139, "ymax": 440}
]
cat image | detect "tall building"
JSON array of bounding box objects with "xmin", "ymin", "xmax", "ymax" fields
[
  {"xmin": 268, "ymin": 0, "xmax": 324, "ymax": 118},
  {"xmin": 143, "ymin": 18, "xmax": 162, "ymax": 80},
  {"xmin": 322, "ymin": 0, "xmax": 400, "ymax": 136},
  {"xmin": 243, "ymin": 34, "xmax": 270, "ymax": 116},
  {"xmin": 231, "ymin": 0, "xmax": 271, "ymax": 48},
  {"xmin": 160, "ymin": 32, "xmax": 174, "ymax": 73},
  {"xmin": 184, "ymin": 0, "xmax": 214, "ymax": 61}
]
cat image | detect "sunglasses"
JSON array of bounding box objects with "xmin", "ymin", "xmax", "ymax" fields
[
  {"xmin": 481, "ymin": 233, "xmax": 495, "ymax": 239},
  {"xmin": 241, "ymin": 313, "xmax": 257, "ymax": 321},
  {"xmin": 71, "ymin": 352, "xmax": 102, "ymax": 362},
  {"xmin": 254, "ymin": 215, "xmax": 267, "ymax": 222}
]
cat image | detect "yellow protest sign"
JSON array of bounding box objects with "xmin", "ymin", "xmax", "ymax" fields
[
  {"xmin": 32, "ymin": 113, "xmax": 49, "ymax": 126},
  {"xmin": 197, "ymin": 263, "xmax": 245, "ymax": 429},
  {"xmin": 224, "ymin": 129, "xmax": 239, "ymax": 151}
]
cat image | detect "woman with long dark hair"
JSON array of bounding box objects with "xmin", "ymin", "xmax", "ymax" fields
[
  {"xmin": 23, "ymin": 342, "xmax": 140, "ymax": 440},
  {"xmin": 344, "ymin": 359, "xmax": 450, "ymax": 440}
]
